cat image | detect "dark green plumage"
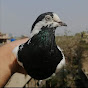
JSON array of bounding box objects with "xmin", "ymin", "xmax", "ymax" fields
[{"xmin": 18, "ymin": 27, "xmax": 63, "ymax": 80}]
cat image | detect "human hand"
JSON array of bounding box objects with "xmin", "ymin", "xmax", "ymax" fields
[{"xmin": 0, "ymin": 38, "xmax": 28, "ymax": 87}]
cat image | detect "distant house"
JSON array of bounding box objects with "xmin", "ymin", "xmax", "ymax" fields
[{"xmin": 0, "ymin": 32, "xmax": 9, "ymax": 44}]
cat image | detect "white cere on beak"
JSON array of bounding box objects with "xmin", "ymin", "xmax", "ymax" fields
[{"xmin": 53, "ymin": 13, "xmax": 61, "ymax": 22}]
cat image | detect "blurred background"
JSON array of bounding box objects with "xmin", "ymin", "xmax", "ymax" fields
[
  {"xmin": 0, "ymin": 0, "xmax": 88, "ymax": 36},
  {"xmin": 0, "ymin": 0, "xmax": 88, "ymax": 87}
]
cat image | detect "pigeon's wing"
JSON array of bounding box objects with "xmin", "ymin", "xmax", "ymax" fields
[
  {"xmin": 12, "ymin": 38, "xmax": 31, "ymax": 67},
  {"xmin": 13, "ymin": 44, "xmax": 24, "ymax": 67},
  {"xmin": 55, "ymin": 45, "xmax": 65, "ymax": 73},
  {"xmin": 38, "ymin": 46, "xmax": 65, "ymax": 85}
]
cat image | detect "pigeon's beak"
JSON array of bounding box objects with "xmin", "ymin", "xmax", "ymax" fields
[{"xmin": 58, "ymin": 21, "xmax": 67, "ymax": 26}]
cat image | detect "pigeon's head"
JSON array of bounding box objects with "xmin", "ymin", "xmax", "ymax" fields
[{"xmin": 31, "ymin": 12, "xmax": 67, "ymax": 36}]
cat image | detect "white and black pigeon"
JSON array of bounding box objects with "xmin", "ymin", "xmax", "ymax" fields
[{"xmin": 13, "ymin": 12, "xmax": 67, "ymax": 80}]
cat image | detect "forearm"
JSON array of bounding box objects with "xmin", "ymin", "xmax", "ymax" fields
[{"xmin": 0, "ymin": 38, "xmax": 28, "ymax": 87}]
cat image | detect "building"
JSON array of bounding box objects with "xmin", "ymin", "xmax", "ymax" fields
[{"xmin": 0, "ymin": 32, "xmax": 9, "ymax": 44}]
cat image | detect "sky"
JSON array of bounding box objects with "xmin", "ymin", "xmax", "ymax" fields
[{"xmin": 0, "ymin": 0, "xmax": 88, "ymax": 36}]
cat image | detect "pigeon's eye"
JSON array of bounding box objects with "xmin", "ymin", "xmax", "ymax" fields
[{"xmin": 45, "ymin": 15, "xmax": 52, "ymax": 21}]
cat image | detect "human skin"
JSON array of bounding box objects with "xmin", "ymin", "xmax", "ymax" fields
[{"xmin": 0, "ymin": 38, "xmax": 28, "ymax": 87}]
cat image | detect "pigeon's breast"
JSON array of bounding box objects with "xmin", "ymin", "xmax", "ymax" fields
[
  {"xmin": 18, "ymin": 43, "xmax": 62, "ymax": 80},
  {"xmin": 23, "ymin": 46, "xmax": 60, "ymax": 80},
  {"xmin": 18, "ymin": 29, "xmax": 62, "ymax": 80}
]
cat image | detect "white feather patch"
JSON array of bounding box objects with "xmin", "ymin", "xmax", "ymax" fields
[
  {"xmin": 13, "ymin": 46, "xmax": 24, "ymax": 67},
  {"xmin": 53, "ymin": 13, "xmax": 61, "ymax": 22},
  {"xmin": 55, "ymin": 46, "xmax": 65, "ymax": 73}
]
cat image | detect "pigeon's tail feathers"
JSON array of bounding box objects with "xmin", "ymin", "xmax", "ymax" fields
[{"xmin": 13, "ymin": 46, "xmax": 24, "ymax": 67}]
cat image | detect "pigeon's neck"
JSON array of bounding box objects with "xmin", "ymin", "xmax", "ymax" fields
[
  {"xmin": 29, "ymin": 27, "xmax": 56, "ymax": 48},
  {"xmin": 39, "ymin": 28, "xmax": 55, "ymax": 43}
]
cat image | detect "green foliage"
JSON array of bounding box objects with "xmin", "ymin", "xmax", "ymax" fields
[
  {"xmin": 42, "ymin": 34, "xmax": 87, "ymax": 88},
  {"xmin": 80, "ymin": 39, "xmax": 88, "ymax": 50}
]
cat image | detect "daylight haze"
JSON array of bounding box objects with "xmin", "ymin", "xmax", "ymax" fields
[{"xmin": 0, "ymin": 0, "xmax": 88, "ymax": 36}]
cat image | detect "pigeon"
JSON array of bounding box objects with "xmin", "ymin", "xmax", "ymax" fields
[{"xmin": 13, "ymin": 12, "xmax": 67, "ymax": 80}]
